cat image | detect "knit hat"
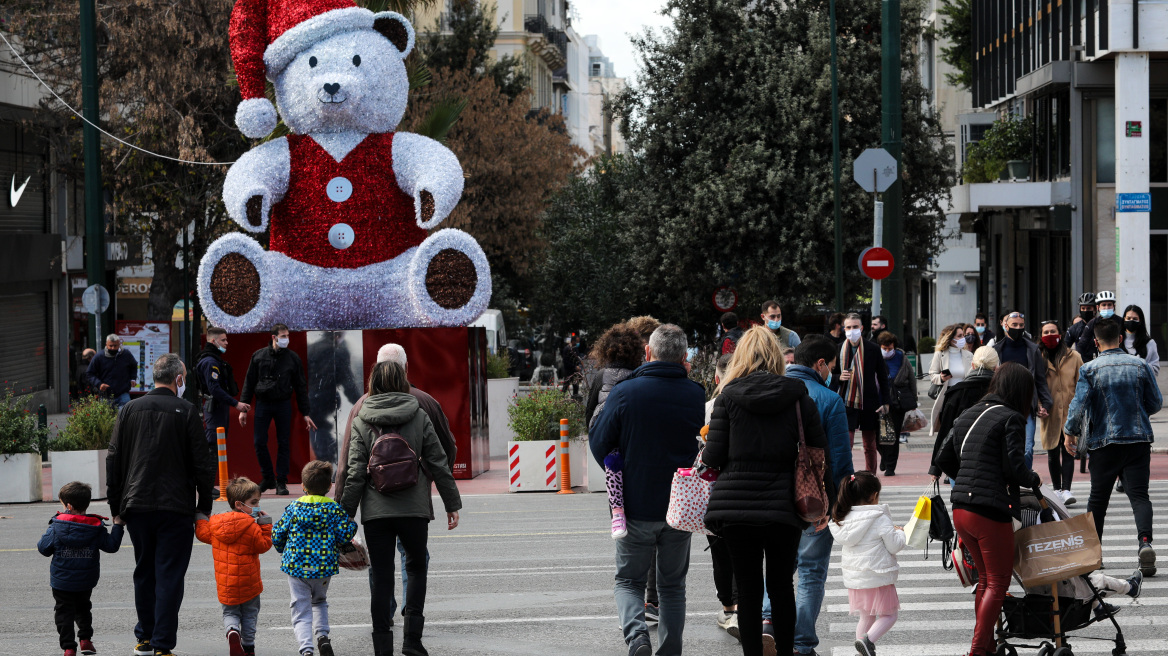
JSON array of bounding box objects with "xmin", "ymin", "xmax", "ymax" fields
[{"xmin": 228, "ymin": 0, "xmax": 415, "ymax": 138}]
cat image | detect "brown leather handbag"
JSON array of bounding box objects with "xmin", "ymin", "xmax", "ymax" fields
[{"xmin": 793, "ymin": 402, "xmax": 829, "ymax": 523}]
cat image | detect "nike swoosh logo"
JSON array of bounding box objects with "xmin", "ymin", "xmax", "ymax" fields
[{"xmin": 9, "ymin": 174, "xmax": 30, "ymax": 208}]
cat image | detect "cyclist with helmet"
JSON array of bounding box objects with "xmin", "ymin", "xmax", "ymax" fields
[
  {"xmin": 1064, "ymin": 292, "xmax": 1097, "ymax": 349},
  {"xmin": 1075, "ymin": 291, "xmax": 1119, "ymax": 362}
]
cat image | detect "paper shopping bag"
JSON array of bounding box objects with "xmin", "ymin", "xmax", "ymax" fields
[
  {"xmin": 1013, "ymin": 511, "xmax": 1102, "ymax": 588},
  {"xmin": 904, "ymin": 495, "xmax": 932, "ymax": 549}
]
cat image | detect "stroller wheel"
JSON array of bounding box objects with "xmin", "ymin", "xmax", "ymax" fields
[
  {"xmin": 1037, "ymin": 642, "xmax": 1054, "ymax": 656},
  {"xmin": 996, "ymin": 644, "xmax": 1018, "ymax": 656},
  {"xmin": 1052, "ymin": 648, "xmax": 1074, "ymax": 656}
]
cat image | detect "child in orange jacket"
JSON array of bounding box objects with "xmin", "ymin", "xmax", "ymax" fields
[{"xmin": 196, "ymin": 477, "xmax": 273, "ymax": 656}]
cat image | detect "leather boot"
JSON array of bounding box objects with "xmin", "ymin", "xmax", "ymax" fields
[
  {"xmin": 372, "ymin": 631, "xmax": 394, "ymax": 656},
  {"xmin": 401, "ymin": 615, "xmax": 428, "ymax": 656}
]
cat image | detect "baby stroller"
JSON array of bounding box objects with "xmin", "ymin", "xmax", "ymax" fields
[{"xmin": 993, "ymin": 487, "xmax": 1128, "ymax": 656}]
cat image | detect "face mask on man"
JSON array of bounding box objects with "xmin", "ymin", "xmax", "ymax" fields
[
  {"xmin": 276, "ymin": 336, "xmax": 290, "ymax": 349},
  {"xmin": 106, "ymin": 347, "xmax": 119, "ymax": 357},
  {"xmin": 176, "ymin": 374, "xmax": 187, "ymax": 398},
  {"xmin": 1099, "ymin": 309, "xmax": 1115, "ymax": 319},
  {"xmin": 1125, "ymin": 320, "xmax": 1140, "ymax": 333},
  {"xmin": 881, "ymin": 348, "xmax": 895, "ymax": 359},
  {"xmin": 217, "ymin": 345, "xmax": 227, "ymax": 353},
  {"xmin": 975, "ymin": 325, "xmax": 985, "ymax": 334},
  {"xmin": 1041, "ymin": 334, "xmax": 1061, "ymax": 349},
  {"xmin": 1007, "ymin": 327, "xmax": 1025, "ymax": 341},
  {"xmin": 250, "ymin": 504, "xmax": 263, "ymax": 518},
  {"xmin": 1081, "ymin": 310, "xmax": 1095, "ymax": 322},
  {"xmin": 954, "ymin": 337, "xmax": 967, "ymax": 349},
  {"xmin": 767, "ymin": 320, "xmax": 782, "ymax": 330},
  {"xmin": 817, "ymin": 361, "xmax": 832, "ymax": 386},
  {"xmin": 845, "ymin": 328, "xmax": 862, "ymax": 343}
]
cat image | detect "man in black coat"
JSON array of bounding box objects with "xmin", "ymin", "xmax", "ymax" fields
[
  {"xmin": 195, "ymin": 327, "xmax": 249, "ymax": 455},
  {"xmin": 86, "ymin": 334, "xmax": 138, "ymax": 408},
  {"xmin": 106, "ymin": 353, "xmax": 215, "ymax": 656},
  {"xmin": 832, "ymin": 313, "xmax": 891, "ymax": 473},
  {"xmin": 590, "ymin": 324, "xmax": 705, "ymax": 656},
  {"xmin": 991, "ymin": 312, "xmax": 1053, "ymax": 471},
  {"xmin": 239, "ymin": 324, "xmax": 315, "ymax": 495}
]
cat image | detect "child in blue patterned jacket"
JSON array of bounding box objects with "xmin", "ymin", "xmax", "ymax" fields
[{"xmin": 272, "ymin": 461, "xmax": 359, "ymax": 656}]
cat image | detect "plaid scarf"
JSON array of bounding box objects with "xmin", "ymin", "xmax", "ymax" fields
[{"xmin": 841, "ymin": 340, "xmax": 865, "ymax": 410}]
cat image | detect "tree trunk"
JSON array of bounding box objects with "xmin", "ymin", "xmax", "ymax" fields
[{"xmin": 147, "ymin": 225, "xmax": 183, "ymax": 322}]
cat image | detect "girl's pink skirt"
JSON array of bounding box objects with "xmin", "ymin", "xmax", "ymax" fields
[{"xmin": 847, "ymin": 584, "xmax": 900, "ymax": 616}]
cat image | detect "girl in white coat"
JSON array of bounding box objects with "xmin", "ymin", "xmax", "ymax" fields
[{"xmin": 828, "ymin": 471, "xmax": 906, "ymax": 656}]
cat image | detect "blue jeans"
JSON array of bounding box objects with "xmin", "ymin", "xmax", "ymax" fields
[
  {"xmin": 221, "ymin": 595, "xmax": 261, "ymax": 646},
  {"xmin": 1024, "ymin": 415, "xmax": 1036, "ymax": 472},
  {"xmin": 113, "ymin": 392, "xmax": 131, "ymax": 408},
  {"xmin": 614, "ymin": 519, "xmax": 692, "ymax": 656},
  {"xmin": 387, "ymin": 538, "xmax": 430, "ymax": 621},
  {"xmin": 793, "ymin": 525, "xmax": 834, "ymax": 654}
]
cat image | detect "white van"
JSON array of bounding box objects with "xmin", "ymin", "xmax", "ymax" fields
[{"xmin": 468, "ymin": 309, "xmax": 507, "ymax": 355}]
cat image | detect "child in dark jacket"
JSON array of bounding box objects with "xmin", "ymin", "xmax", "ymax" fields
[
  {"xmin": 37, "ymin": 482, "xmax": 124, "ymax": 656},
  {"xmin": 272, "ymin": 461, "xmax": 358, "ymax": 656},
  {"xmin": 195, "ymin": 477, "xmax": 273, "ymax": 656}
]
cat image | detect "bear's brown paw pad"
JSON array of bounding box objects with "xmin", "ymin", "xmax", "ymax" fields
[
  {"xmin": 425, "ymin": 249, "xmax": 476, "ymax": 310},
  {"xmin": 211, "ymin": 253, "xmax": 261, "ymax": 316}
]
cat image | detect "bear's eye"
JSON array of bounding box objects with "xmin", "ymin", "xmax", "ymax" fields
[
  {"xmin": 309, "ymin": 56, "xmax": 318, "ymax": 68},
  {"xmin": 352, "ymin": 55, "xmax": 361, "ymax": 67}
]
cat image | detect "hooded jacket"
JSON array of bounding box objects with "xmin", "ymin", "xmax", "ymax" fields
[
  {"xmin": 195, "ymin": 511, "xmax": 272, "ymax": 604},
  {"xmin": 340, "ymin": 392, "xmax": 463, "ymax": 523},
  {"xmin": 935, "ymin": 395, "xmax": 1040, "ymax": 521},
  {"xmin": 588, "ymin": 361, "xmax": 705, "ymax": 522},
  {"xmin": 785, "ymin": 364, "xmax": 854, "ymax": 491},
  {"xmin": 271, "ymin": 496, "xmax": 357, "ymax": 579},
  {"xmin": 828, "ymin": 504, "xmax": 906, "ymax": 589},
  {"xmin": 702, "ymin": 371, "xmax": 833, "ymax": 531},
  {"xmin": 37, "ymin": 512, "xmax": 124, "ymax": 591},
  {"xmin": 587, "ymin": 367, "xmax": 635, "ymax": 430}
]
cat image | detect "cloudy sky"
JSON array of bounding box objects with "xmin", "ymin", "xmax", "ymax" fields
[{"xmin": 572, "ymin": 0, "xmax": 672, "ymax": 85}]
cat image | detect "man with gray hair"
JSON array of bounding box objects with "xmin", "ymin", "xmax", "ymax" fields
[
  {"xmin": 86, "ymin": 333, "xmax": 138, "ymax": 408},
  {"xmin": 106, "ymin": 353, "xmax": 216, "ymax": 656},
  {"xmin": 590, "ymin": 324, "xmax": 706, "ymax": 656}
]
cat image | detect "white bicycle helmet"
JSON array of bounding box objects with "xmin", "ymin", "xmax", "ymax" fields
[{"xmin": 1095, "ymin": 290, "xmax": 1116, "ymax": 303}]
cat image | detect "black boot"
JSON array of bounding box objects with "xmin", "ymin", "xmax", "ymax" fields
[
  {"xmin": 372, "ymin": 631, "xmax": 393, "ymax": 656},
  {"xmin": 259, "ymin": 478, "xmax": 276, "ymax": 493},
  {"xmin": 276, "ymin": 477, "xmax": 290, "ymax": 496},
  {"xmin": 401, "ymin": 616, "xmax": 428, "ymax": 656}
]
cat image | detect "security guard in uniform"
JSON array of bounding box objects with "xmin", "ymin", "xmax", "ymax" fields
[{"xmin": 196, "ymin": 327, "xmax": 249, "ymax": 454}]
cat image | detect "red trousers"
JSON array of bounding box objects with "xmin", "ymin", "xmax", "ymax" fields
[
  {"xmin": 953, "ymin": 508, "xmax": 1015, "ymax": 655},
  {"xmin": 850, "ymin": 430, "xmax": 878, "ymax": 472}
]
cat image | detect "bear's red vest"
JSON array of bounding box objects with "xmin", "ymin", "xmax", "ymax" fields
[{"xmin": 269, "ymin": 132, "xmax": 425, "ymax": 269}]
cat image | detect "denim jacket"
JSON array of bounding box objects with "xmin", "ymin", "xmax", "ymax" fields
[{"xmin": 1063, "ymin": 348, "xmax": 1162, "ymax": 450}]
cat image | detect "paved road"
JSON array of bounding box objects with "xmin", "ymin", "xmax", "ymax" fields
[{"xmin": 2, "ymin": 480, "xmax": 1165, "ymax": 655}]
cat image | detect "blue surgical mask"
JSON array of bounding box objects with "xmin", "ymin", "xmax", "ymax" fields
[
  {"xmin": 217, "ymin": 345, "xmax": 227, "ymax": 353},
  {"xmin": 1099, "ymin": 309, "xmax": 1115, "ymax": 319},
  {"xmin": 975, "ymin": 325, "xmax": 985, "ymax": 334},
  {"xmin": 250, "ymin": 505, "xmax": 262, "ymax": 518},
  {"xmin": 824, "ymin": 372, "xmax": 832, "ymax": 387},
  {"xmin": 767, "ymin": 320, "xmax": 782, "ymax": 330}
]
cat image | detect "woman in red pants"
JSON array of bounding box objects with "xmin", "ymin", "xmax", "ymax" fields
[{"xmin": 935, "ymin": 362, "xmax": 1041, "ymax": 656}]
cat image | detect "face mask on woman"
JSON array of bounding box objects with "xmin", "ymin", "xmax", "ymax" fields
[
  {"xmin": 1041, "ymin": 334, "xmax": 1061, "ymax": 349},
  {"xmin": 954, "ymin": 337, "xmax": 966, "ymax": 349},
  {"xmin": 1125, "ymin": 320, "xmax": 1140, "ymax": 333}
]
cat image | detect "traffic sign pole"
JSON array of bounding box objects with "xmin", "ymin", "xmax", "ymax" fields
[{"xmin": 872, "ymin": 200, "xmax": 884, "ymax": 317}]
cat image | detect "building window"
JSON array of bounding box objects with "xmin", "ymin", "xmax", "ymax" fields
[
  {"xmin": 1151, "ymin": 99, "xmax": 1167, "ymax": 183},
  {"xmin": 1096, "ymin": 97, "xmax": 1116, "ymax": 184}
]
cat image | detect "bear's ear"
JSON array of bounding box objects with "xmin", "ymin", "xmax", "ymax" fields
[{"xmin": 372, "ymin": 12, "xmax": 415, "ymax": 58}]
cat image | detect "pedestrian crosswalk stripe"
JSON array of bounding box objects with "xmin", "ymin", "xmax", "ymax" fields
[{"xmin": 830, "ymin": 640, "xmax": 1163, "ymax": 656}]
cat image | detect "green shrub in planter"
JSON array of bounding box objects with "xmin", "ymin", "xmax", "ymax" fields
[
  {"xmin": 53, "ymin": 395, "xmax": 118, "ymax": 451},
  {"xmin": 0, "ymin": 390, "xmax": 48, "ymax": 456},
  {"xmin": 962, "ymin": 114, "xmax": 1033, "ymax": 183},
  {"xmin": 508, "ymin": 388, "xmax": 585, "ymax": 442},
  {"xmin": 486, "ymin": 350, "xmax": 511, "ymax": 379},
  {"xmin": 918, "ymin": 336, "xmax": 937, "ymax": 353}
]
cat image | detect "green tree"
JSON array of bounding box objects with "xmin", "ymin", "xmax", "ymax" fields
[
  {"xmin": 607, "ymin": 0, "xmax": 952, "ymax": 329},
  {"xmin": 937, "ymin": 0, "xmax": 973, "ymax": 90},
  {"xmin": 417, "ymin": 0, "xmax": 529, "ymax": 99}
]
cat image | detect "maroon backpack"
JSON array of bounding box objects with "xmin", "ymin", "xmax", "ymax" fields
[{"xmin": 367, "ymin": 430, "xmax": 429, "ymax": 495}]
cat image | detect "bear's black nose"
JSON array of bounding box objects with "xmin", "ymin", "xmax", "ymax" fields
[{"xmin": 323, "ymin": 82, "xmax": 341, "ymax": 96}]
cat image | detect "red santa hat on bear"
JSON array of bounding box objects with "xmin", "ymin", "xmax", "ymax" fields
[{"xmin": 229, "ymin": 0, "xmax": 416, "ymax": 139}]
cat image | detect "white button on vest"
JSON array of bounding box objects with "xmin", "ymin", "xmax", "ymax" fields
[
  {"xmin": 326, "ymin": 176, "xmax": 353, "ymax": 202},
  {"xmin": 328, "ymin": 223, "xmax": 355, "ymax": 249}
]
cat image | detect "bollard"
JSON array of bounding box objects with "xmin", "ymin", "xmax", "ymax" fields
[
  {"xmin": 37, "ymin": 404, "xmax": 47, "ymax": 429},
  {"xmin": 557, "ymin": 418, "xmax": 573, "ymax": 494},
  {"xmin": 215, "ymin": 427, "xmax": 229, "ymax": 502}
]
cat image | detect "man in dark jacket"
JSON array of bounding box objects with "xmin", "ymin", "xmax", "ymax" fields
[
  {"xmin": 239, "ymin": 324, "xmax": 315, "ymax": 495},
  {"xmin": 106, "ymin": 353, "xmax": 216, "ymax": 656},
  {"xmin": 1074, "ymin": 290, "xmax": 1119, "ymax": 362},
  {"xmin": 306, "ymin": 331, "xmax": 363, "ymax": 464},
  {"xmin": 590, "ymin": 324, "xmax": 705, "ymax": 656},
  {"xmin": 86, "ymin": 334, "xmax": 138, "ymax": 408},
  {"xmin": 833, "ymin": 313, "xmax": 891, "ymax": 473},
  {"xmin": 1063, "ymin": 292, "xmax": 1097, "ymax": 350},
  {"xmin": 74, "ymin": 348, "xmax": 96, "ymax": 400},
  {"xmin": 195, "ymin": 327, "xmax": 249, "ymax": 453},
  {"xmin": 719, "ymin": 312, "xmax": 744, "ymax": 354},
  {"xmin": 785, "ymin": 336, "xmax": 854, "ymax": 656},
  {"xmin": 991, "ymin": 311, "xmax": 1053, "ymax": 471}
]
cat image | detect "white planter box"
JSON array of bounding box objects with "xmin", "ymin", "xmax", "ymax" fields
[
  {"xmin": 0, "ymin": 453, "xmax": 42, "ymax": 503},
  {"xmin": 919, "ymin": 353, "xmax": 933, "ymax": 376},
  {"xmin": 49, "ymin": 450, "xmax": 108, "ymax": 500},
  {"xmin": 506, "ymin": 440, "xmax": 561, "ymax": 492},
  {"xmin": 568, "ymin": 440, "xmax": 586, "ymax": 488},
  {"xmin": 487, "ymin": 377, "xmax": 519, "ymax": 457}
]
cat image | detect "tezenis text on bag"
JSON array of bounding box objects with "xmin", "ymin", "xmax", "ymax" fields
[{"xmin": 1026, "ymin": 535, "xmax": 1085, "ymax": 554}]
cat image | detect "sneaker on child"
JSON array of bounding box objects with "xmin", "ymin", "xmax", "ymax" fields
[
  {"xmin": 1127, "ymin": 569, "xmax": 1143, "ymax": 598},
  {"xmin": 611, "ymin": 510, "xmax": 628, "ymax": 539},
  {"xmin": 78, "ymin": 639, "xmax": 96, "ymax": 655},
  {"xmin": 716, "ymin": 609, "xmax": 739, "ymax": 640}
]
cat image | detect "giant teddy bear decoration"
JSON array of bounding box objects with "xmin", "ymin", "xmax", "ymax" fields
[{"xmin": 196, "ymin": 0, "xmax": 491, "ymax": 332}]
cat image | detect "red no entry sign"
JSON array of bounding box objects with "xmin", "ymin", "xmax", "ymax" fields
[{"xmin": 859, "ymin": 247, "xmax": 894, "ymax": 280}]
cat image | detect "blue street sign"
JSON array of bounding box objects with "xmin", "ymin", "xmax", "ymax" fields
[{"xmin": 1116, "ymin": 193, "xmax": 1151, "ymax": 213}]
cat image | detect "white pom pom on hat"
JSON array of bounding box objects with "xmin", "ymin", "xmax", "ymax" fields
[{"xmin": 235, "ymin": 98, "xmax": 279, "ymax": 139}]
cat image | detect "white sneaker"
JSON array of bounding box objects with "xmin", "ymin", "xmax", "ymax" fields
[
  {"xmin": 1061, "ymin": 489, "xmax": 1077, "ymax": 506},
  {"xmin": 716, "ymin": 609, "xmax": 740, "ymax": 640}
]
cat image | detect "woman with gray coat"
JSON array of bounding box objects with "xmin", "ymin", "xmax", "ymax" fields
[{"xmin": 341, "ymin": 361, "xmax": 462, "ymax": 656}]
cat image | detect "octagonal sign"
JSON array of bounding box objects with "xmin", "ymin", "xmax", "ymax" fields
[{"xmin": 853, "ymin": 148, "xmax": 898, "ymax": 193}]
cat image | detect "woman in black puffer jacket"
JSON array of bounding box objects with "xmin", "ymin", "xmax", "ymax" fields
[
  {"xmin": 702, "ymin": 326, "xmax": 833, "ymax": 656},
  {"xmin": 934, "ymin": 362, "xmax": 1041, "ymax": 656}
]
